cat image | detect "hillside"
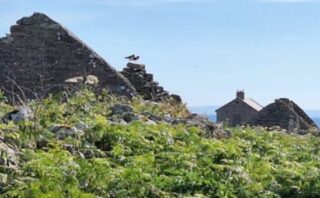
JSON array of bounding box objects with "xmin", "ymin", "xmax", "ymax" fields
[{"xmin": 1, "ymin": 88, "xmax": 320, "ymax": 197}]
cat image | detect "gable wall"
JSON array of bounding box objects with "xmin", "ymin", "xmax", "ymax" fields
[
  {"xmin": 216, "ymin": 99, "xmax": 259, "ymax": 126},
  {"xmin": 0, "ymin": 13, "xmax": 136, "ymax": 102}
]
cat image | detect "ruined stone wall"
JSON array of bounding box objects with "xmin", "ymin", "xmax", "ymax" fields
[
  {"xmin": 0, "ymin": 12, "xmax": 135, "ymax": 102},
  {"xmin": 291, "ymin": 100, "xmax": 316, "ymax": 128},
  {"xmin": 121, "ymin": 63, "xmax": 181, "ymax": 102},
  {"xmin": 248, "ymin": 98, "xmax": 318, "ymax": 132}
]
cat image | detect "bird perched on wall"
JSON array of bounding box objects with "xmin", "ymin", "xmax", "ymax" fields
[
  {"xmin": 132, "ymin": 56, "xmax": 139, "ymax": 62},
  {"xmin": 125, "ymin": 54, "xmax": 135, "ymax": 60},
  {"xmin": 125, "ymin": 54, "xmax": 140, "ymax": 62}
]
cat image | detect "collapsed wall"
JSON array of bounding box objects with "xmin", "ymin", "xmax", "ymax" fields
[{"xmin": 248, "ymin": 98, "xmax": 318, "ymax": 133}]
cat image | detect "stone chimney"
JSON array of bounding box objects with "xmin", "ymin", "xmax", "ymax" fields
[{"xmin": 236, "ymin": 90, "xmax": 245, "ymax": 100}]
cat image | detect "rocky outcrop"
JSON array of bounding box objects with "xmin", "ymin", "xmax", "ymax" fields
[
  {"xmin": 121, "ymin": 63, "xmax": 181, "ymax": 102},
  {"xmin": 248, "ymin": 98, "xmax": 318, "ymax": 134},
  {"xmin": 0, "ymin": 12, "xmax": 135, "ymax": 102}
]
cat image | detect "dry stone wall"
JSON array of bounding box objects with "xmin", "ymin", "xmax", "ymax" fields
[
  {"xmin": 0, "ymin": 12, "xmax": 135, "ymax": 102},
  {"xmin": 248, "ymin": 98, "xmax": 318, "ymax": 133},
  {"xmin": 121, "ymin": 63, "xmax": 182, "ymax": 102}
]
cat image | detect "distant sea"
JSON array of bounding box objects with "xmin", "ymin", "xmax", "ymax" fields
[
  {"xmin": 312, "ymin": 118, "xmax": 320, "ymax": 127},
  {"xmin": 189, "ymin": 106, "xmax": 320, "ymax": 127}
]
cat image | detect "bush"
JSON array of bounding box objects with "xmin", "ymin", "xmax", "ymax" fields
[{"xmin": 1, "ymin": 89, "xmax": 320, "ymax": 197}]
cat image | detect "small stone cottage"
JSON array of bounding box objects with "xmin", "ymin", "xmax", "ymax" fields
[{"xmin": 216, "ymin": 91, "xmax": 263, "ymax": 126}]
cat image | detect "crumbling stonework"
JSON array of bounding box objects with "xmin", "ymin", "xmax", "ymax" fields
[
  {"xmin": 248, "ymin": 98, "xmax": 318, "ymax": 133},
  {"xmin": 0, "ymin": 12, "xmax": 135, "ymax": 102},
  {"xmin": 121, "ymin": 63, "xmax": 181, "ymax": 102}
]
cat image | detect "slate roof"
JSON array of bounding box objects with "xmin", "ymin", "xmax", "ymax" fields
[
  {"xmin": 216, "ymin": 97, "xmax": 263, "ymax": 112},
  {"xmin": 243, "ymin": 98, "xmax": 263, "ymax": 111}
]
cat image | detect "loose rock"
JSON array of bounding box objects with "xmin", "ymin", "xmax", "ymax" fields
[
  {"xmin": 2, "ymin": 106, "xmax": 33, "ymax": 124},
  {"xmin": 110, "ymin": 104, "xmax": 133, "ymax": 116},
  {"xmin": 51, "ymin": 124, "xmax": 84, "ymax": 140}
]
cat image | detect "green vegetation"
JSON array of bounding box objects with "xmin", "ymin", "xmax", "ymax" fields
[{"xmin": 1, "ymin": 89, "xmax": 320, "ymax": 197}]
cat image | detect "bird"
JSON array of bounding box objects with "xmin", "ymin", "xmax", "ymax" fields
[
  {"xmin": 124, "ymin": 54, "xmax": 140, "ymax": 62},
  {"xmin": 132, "ymin": 56, "xmax": 139, "ymax": 62},
  {"xmin": 124, "ymin": 54, "xmax": 135, "ymax": 61}
]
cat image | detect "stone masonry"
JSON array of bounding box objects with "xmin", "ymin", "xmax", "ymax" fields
[
  {"xmin": 248, "ymin": 98, "xmax": 318, "ymax": 133},
  {"xmin": 0, "ymin": 12, "xmax": 135, "ymax": 102},
  {"xmin": 121, "ymin": 62, "xmax": 181, "ymax": 102}
]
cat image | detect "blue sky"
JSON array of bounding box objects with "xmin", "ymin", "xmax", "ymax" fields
[{"xmin": 1, "ymin": 0, "xmax": 320, "ymax": 109}]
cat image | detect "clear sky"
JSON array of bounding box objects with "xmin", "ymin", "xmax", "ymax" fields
[{"xmin": 1, "ymin": 0, "xmax": 320, "ymax": 109}]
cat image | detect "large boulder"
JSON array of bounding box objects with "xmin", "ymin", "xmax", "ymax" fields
[
  {"xmin": 0, "ymin": 12, "xmax": 136, "ymax": 102},
  {"xmin": 248, "ymin": 98, "xmax": 318, "ymax": 134}
]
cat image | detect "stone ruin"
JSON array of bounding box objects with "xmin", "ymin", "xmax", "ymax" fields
[
  {"xmin": 0, "ymin": 12, "xmax": 135, "ymax": 102},
  {"xmin": 0, "ymin": 12, "xmax": 230, "ymax": 141},
  {"xmin": 121, "ymin": 63, "xmax": 182, "ymax": 102},
  {"xmin": 0, "ymin": 12, "xmax": 184, "ymax": 104},
  {"xmin": 249, "ymin": 98, "xmax": 318, "ymax": 134}
]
